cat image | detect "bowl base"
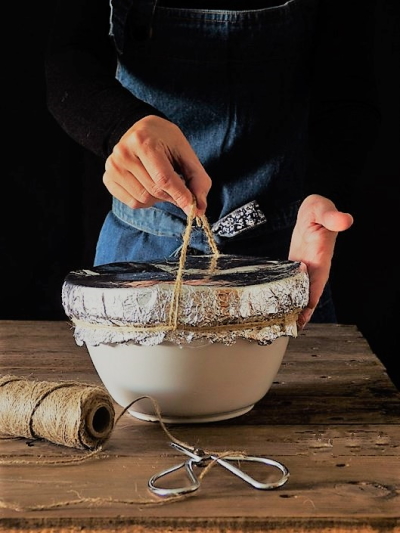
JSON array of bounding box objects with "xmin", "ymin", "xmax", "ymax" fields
[{"xmin": 127, "ymin": 404, "xmax": 255, "ymax": 424}]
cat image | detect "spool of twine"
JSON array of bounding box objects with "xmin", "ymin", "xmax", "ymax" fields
[
  {"xmin": 0, "ymin": 203, "xmax": 293, "ymax": 510},
  {"xmin": 0, "ymin": 375, "xmax": 115, "ymax": 450}
]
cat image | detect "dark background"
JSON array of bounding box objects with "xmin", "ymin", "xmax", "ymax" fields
[{"xmin": 1, "ymin": 1, "xmax": 399, "ymax": 389}]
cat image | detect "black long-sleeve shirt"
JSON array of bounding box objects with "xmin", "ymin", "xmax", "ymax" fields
[{"xmin": 45, "ymin": 0, "xmax": 381, "ymax": 212}]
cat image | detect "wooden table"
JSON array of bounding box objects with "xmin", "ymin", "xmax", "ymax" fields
[{"xmin": 1, "ymin": 321, "xmax": 399, "ymax": 533}]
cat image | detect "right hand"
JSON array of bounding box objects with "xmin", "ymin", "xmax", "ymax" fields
[{"xmin": 103, "ymin": 115, "xmax": 212, "ymax": 216}]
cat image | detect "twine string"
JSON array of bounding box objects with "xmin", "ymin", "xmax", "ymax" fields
[
  {"xmin": 0, "ymin": 377, "xmax": 248, "ymax": 510},
  {"xmin": 168, "ymin": 196, "xmax": 220, "ymax": 330},
  {"xmin": 69, "ymin": 196, "xmax": 302, "ymax": 334},
  {"xmin": 0, "ymin": 198, "xmax": 293, "ymax": 510},
  {"xmin": 0, "ymin": 375, "xmax": 115, "ymax": 451}
]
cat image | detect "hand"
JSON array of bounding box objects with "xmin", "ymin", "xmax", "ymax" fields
[
  {"xmin": 103, "ymin": 115, "xmax": 212, "ymax": 216},
  {"xmin": 288, "ymin": 194, "xmax": 354, "ymax": 328}
]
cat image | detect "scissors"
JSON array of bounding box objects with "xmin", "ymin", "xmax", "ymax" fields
[{"xmin": 148, "ymin": 442, "xmax": 290, "ymax": 497}]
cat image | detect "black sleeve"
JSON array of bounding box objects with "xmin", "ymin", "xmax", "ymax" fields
[
  {"xmin": 306, "ymin": 0, "xmax": 381, "ymax": 212},
  {"xmin": 45, "ymin": 0, "xmax": 165, "ymax": 159}
]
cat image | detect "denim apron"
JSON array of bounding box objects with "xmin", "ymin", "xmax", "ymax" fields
[{"xmin": 95, "ymin": 0, "xmax": 336, "ymax": 321}]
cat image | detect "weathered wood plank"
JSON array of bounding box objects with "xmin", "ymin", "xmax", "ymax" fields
[
  {"xmin": 1, "ymin": 321, "xmax": 399, "ymax": 532},
  {"xmin": 2, "ymin": 423, "xmax": 400, "ymax": 458},
  {"xmin": 1, "ymin": 456, "xmax": 399, "ymax": 518}
]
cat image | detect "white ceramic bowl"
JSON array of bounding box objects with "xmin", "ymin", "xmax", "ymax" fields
[
  {"xmin": 63, "ymin": 255, "xmax": 308, "ymax": 423},
  {"xmin": 86, "ymin": 336, "xmax": 288, "ymax": 423}
]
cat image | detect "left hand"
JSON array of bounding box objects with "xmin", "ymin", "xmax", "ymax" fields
[{"xmin": 288, "ymin": 194, "xmax": 354, "ymax": 328}]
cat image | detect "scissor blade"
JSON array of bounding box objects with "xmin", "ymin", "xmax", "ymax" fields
[{"xmin": 169, "ymin": 441, "xmax": 205, "ymax": 461}]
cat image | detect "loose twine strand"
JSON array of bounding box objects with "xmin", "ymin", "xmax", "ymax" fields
[
  {"xmin": 0, "ymin": 198, "xmax": 243, "ymax": 511},
  {"xmin": 0, "ymin": 377, "xmax": 247, "ymax": 511},
  {"xmin": 0, "ymin": 198, "xmax": 292, "ymax": 511}
]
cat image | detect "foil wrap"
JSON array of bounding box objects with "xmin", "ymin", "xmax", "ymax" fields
[{"xmin": 61, "ymin": 255, "xmax": 309, "ymax": 347}]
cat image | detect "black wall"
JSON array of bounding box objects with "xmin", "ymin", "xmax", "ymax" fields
[
  {"xmin": 330, "ymin": 0, "xmax": 400, "ymax": 389},
  {"xmin": 2, "ymin": 1, "xmax": 399, "ymax": 389}
]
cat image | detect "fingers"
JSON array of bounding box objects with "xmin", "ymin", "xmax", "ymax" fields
[
  {"xmin": 103, "ymin": 116, "xmax": 211, "ymax": 216},
  {"xmin": 296, "ymin": 265, "xmax": 327, "ymax": 329},
  {"xmin": 141, "ymin": 146, "xmax": 211, "ymax": 216},
  {"xmin": 179, "ymin": 166, "xmax": 211, "ymax": 215},
  {"xmin": 290, "ymin": 195, "xmax": 353, "ymax": 330},
  {"xmin": 297, "ymin": 307, "xmax": 314, "ymax": 330},
  {"xmin": 104, "ymin": 150, "xmax": 184, "ymax": 210},
  {"xmin": 103, "ymin": 172, "xmax": 160, "ymax": 209}
]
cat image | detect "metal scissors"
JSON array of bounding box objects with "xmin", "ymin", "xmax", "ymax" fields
[{"xmin": 148, "ymin": 442, "xmax": 290, "ymax": 497}]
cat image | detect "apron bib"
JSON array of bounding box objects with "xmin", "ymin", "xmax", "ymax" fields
[{"xmin": 96, "ymin": 0, "xmax": 319, "ymax": 263}]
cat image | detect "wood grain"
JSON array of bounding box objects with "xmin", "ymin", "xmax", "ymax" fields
[{"xmin": 1, "ymin": 321, "xmax": 399, "ymax": 532}]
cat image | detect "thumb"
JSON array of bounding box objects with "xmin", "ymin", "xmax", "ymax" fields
[{"xmin": 321, "ymin": 209, "xmax": 354, "ymax": 232}]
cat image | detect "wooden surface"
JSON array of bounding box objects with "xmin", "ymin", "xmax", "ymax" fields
[{"xmin": 0, "ymin": 320, "xmax": 399, "ymax": 533}]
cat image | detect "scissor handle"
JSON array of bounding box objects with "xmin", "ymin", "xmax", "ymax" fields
[
  {"xmin": 149, "ymin": 443, "xmax": 290, "ymax": 497},
  {"xmin": 148, "ymin": 459, "xmax": 200, "ymax": 497},
  {"xmin": 213, "ymin": 454, "xmax": 290, "ymax": 490}
]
